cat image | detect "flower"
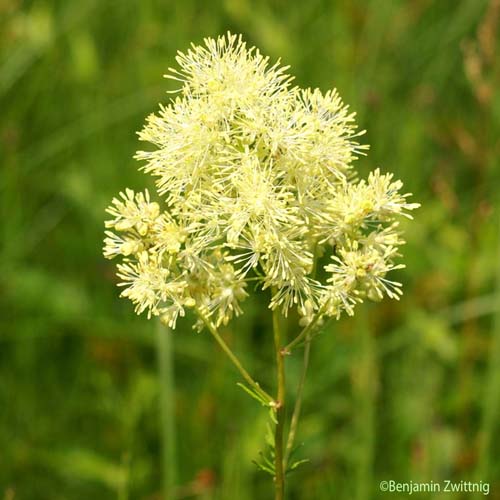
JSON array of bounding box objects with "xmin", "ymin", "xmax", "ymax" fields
[{"xmin": 103, "ymin": 32, "xmax": 419, "ymax": 329}]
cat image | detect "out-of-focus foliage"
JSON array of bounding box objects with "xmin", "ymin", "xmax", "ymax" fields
[{"xmin": 1, "ymin": 1, "xmax": 499, "ymax": 499}]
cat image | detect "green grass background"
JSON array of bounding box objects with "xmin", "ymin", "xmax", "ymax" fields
[{"xmin": 1, "ymin": 0, "xmax": 500, "ymax": 498}]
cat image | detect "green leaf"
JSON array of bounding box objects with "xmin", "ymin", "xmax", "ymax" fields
[
  {"xmin": 236, "ymin": 382, "xmax": 269, "ymax": 407},
  {"xmin": 286, "ymin": 458, "xmax": 310, "ymax": 475}
]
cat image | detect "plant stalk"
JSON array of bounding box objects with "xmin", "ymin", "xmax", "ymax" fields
[
  {"xmin": 156, "ymin": 321, "xmax": 177, "ymax": 499},
  {"xmin": 284, "ymin": 243, "xmax": 317, "ymax": 467},
  {"xmin": 196, "ymin": 308, "xmax": 273, "ymax": 405},
  {"xmin": 273, "ymin": 305, "xmax": 286, "ymax": 500},
  {"xmin": 284, "ymin": 333, "xmax": 311, "ymax": 468},
  {"xmin": 284, "ymin": 307, "xmax": 326, "ymax": 352}
]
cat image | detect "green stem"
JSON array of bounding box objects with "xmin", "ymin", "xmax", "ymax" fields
[
  {"xmin": 156, "ymin": 321, "xmax": 177, "ymax": 499},
  {"xmin": 284, "ymin": 307, "xmax": 326, "ymax": 353},
  {"xmin": 273, "ymin": 305, "xmax": 286, "ymax": 500},
  {"xmin": 284, "ymin": 333, "xmax": 311, "ymax": 468},
  {"xmin": 196, "ymin": 308, "xmax": 273, "ymax": 405},
  {"xmin": 284, "ymin": 247, "xmax": 320, "ymax": 470},
  {"xmin": 284, "ymin": 242, "xmax": 317, "ymax": 467}
]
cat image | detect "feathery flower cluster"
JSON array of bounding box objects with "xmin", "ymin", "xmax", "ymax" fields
[{"xmin": 103, "ymin": 33, "xmax": 419, "ymax": 329}]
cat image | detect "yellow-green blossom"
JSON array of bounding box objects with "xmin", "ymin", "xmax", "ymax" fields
[{"xmin": 103, "ymin": 32, "xmax": 419, "ymax": 329}]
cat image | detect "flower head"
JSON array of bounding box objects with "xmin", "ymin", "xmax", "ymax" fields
[{"xmin": 104, "ymin": 32, "xmax": 419, "ymax": 329}]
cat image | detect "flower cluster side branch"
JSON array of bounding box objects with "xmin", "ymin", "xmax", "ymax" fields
[
  {"xmin": 284, "ymin": 307, "xmax": 327, "ymax": 353},
  {"xmin": 284, "ymin": 330, "xmax": 311, "ymax": 469},
  {"xmin": 196, "ymin": 307, "xmax": 274, "ymax": 405}
]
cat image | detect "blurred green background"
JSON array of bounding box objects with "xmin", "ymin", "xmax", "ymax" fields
[{"xmin": 1, "ymin": 0, "xmax": 500, "ymax": 499}]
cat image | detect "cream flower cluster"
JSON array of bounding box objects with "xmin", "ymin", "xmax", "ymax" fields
[{"xmin": 103, "ymin": 33, "xmax": 419, "ymax": 329}]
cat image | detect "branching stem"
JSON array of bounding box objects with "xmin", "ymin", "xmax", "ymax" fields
[
  {"xmin": 195, "ymin": 308, "xmax": 273, "ymax": 405},
  {"xmin": 284, "ymin": 307, "xmax": 325, "ymax": 352}
]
